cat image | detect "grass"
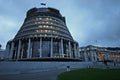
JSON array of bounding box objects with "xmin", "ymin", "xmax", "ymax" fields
[{"xmin": 58, "ymin": 68, "xmax": 120, "ymax": 80}]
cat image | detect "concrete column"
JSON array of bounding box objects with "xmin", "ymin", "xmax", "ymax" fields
[
  {"xmin": 21, "ymin": 45, "xmax": 23, "ymax": 59},
  {"xmin": 14, "ymin": 49, "xmax": 17, "ymax": 59},
  {"xmin": 74, "ymin": 43, "xmax": 77, "ymax": 58},
  {"xmin": 77, "ymin": 45, "xmax": 80, "ymax": 58},
  {"xmin": 59, "ymin": 42, "xmax": 61, "ymax": 58},
  {"xmin": 76, "ymin": 44, "xmax": 79, "ymax": 58},
  {"xmin": 27, "ymin": 38, "xmax": 31, "ymax": 59},
  {"xmin": 66, "ymin": 43, "xmax": 69, "ymax": 58},
  {"xmin": 50, "ymin": 38, "xmax": 53, "ymax": 58},
  {"xmin": 17, "ymin": 40, "xmax": 21, "ymax": 59},
  {"xmin": 94, "ymin": 51, "xmax": 97, "ymax": 61},
  {"xmin": 39, "ymin": 38, "xmax": 42, "ymax": 58},
  {"xmin": 29, "ymin": 42, "xmax": 32, "ymax": 58},
  {"xmin": 71, "ymin": 46, "xmax": 73, "ymax": 58},
  {"xmin": 84, "ymin": 48, "xmax": 88, "ymax": 61},
  {"xmin": 104, "ymin": 52, "xmax": 108, "ymax": 60},
  {"xmin": 10, "ymin": 42, "xmax": 14, "ymax": 59},
  {"xmin": 91, "ymin": 51, "xmax": 94, "ymax": 61},
  {"xmin": 68, "ymin": 41, "xmax": 72, "ymax": 58},
  {"xmin": 61, "ymin": 39, "xmax": 64, "ymax": 58},
  {"xmin": 6, "ymin": 44, "xmax": 10, "ymax": 59}
]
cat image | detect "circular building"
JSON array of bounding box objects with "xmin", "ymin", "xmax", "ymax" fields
[{"xmin": 6, "ymin": 7, "xmax": 79, "ymax": 61}]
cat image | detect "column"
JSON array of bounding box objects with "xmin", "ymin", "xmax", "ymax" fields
[
  {"xmin": 59, "ymin": 41, "xmax": 61, "ymax": 58},
  {"xmin": 61, "ymin": 39, "xmax": 64, "ymax": 58},
  {"xmin": 104, "ymin": 51, "xmax": 108, "ymax": 60},
  {"xmin": 77, "ymin": 45, "xmax": 80, "ymax": 58},
  {"xmin": 14, "ymin": 49, "xmax": 17, "ymax": 59},
  {"xmin": 17, "ymin": 40, "xmax": 21, "ymax": 59},
  {"xmin": 50, "ymin": 38, "xmax": 53, "ymax": 58},
  {"xmin": 74, "ymin": 43, "xmax": 77, "ymax": 58},
  {"xmin": 29, "ymin": 42, "xmax": 32, "ymax": 58},
  {"xmin": 68, "ymin": 41, "xmax": 71, "ymax": 58},
  {"xmin": 39, "ymin": 38, "xmax": 42, "ymax": 58},
  {"xmin": 90, "ymin": 51, "xmax": 94, "ymax": 61},
  {"xmin": 21, "ymin": 45, "xmax": 23, "ymax": 59},
  {"xmin": 94, "ymin": 51, "xmax": 97, "ymax": 61},
  {"xmin": 10, "ymin": 42, "xmax": 14, "ymax": 59},
  {"xmin": 6, "ymin": 44, "xmax": 10, "ymax": 59},
  {"xmin": 84, "ymin": 48, "xmax": 88, "ymax": 61},
  {"xmin": 76, "ymin": 44, "xmax": 79, "ymax": 58},
  {"xmin": 27, "ymin": 38, "xmax": 31, "ymax": 59},
  {"xmin": 66, "ymin": 43, "xmax": 69, "ymax": 58}
]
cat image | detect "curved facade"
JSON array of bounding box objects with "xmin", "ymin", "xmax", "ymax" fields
[{"xmin": 6, "ymin": 7, "xmax": 79, "ymax": 60}]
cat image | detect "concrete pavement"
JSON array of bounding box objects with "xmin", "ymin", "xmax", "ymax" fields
[
  {"xmin": 0, "ymin": 62, "xmax": 119, "ymax": 80},
  {"xmin": 0, "ymin": 69, "xmax": 66, "ymax": 80}
]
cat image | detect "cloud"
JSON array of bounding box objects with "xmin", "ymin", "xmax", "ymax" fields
[
  {"xmin": 0, "ymin": 0, "xmax": 120, "ymax": 49},
  {"xmin": 71, "ymin": 0, "xmax": 120, "ymax": 47},
  {"xmin": 0, "ymin": 15, "xmax": 21, "ymax": 49}
]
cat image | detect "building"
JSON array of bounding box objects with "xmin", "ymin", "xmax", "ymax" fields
[
  {"xmin": 0, "ymin": 44, "xmax": 6, "ymax": 60},
  {"xmin": 6, "ymin": 7, "xmax": 79, "ymax": 61},
  {"xmin": 0, "ymin": 49, "xmax": 6, "ymax": 60},
  {"xmin": 79, "ymin": 45, "xmax": 120, "ymax": 62}
]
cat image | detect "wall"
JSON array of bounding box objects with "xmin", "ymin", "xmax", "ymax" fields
[
  {"xmin": 0, "ymin": 61, "xmax": 119, "ymax": 75},
  {"xmin": 0, "ymin": 62, "xmax": 93, "ymax": 75}
]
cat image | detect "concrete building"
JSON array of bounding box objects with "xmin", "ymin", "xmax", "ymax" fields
[
  {"xmin": 6, "ymin": 7, "xmax": 79, "ymax": 61},
  {"xmin": 0, "ymin": 49, "xmax": 5, "ymax": 60},
  {"xmin": 79, "ymin": 45, "xmax": 120, "ymax": 62},
  {"xmin": 0, "ymin": 45, "xmax": 6, "ymax": 60}
]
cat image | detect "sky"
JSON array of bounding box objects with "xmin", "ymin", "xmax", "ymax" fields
[{"xmin": 0, "ymin": 0, "xmax": 120, "ymax": 49}]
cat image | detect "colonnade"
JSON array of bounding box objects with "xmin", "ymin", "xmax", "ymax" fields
[
  {"xmin": 6, "ymin": 37, "xmax": 79, "ymax": 60},
  {"xmin": 83, "ymin": 48, "xmax": 120, "ymax": 62}
]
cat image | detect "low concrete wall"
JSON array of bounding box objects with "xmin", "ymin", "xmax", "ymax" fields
[
  {"xmin": 0, "ymin": 61, "xmax": 119, "ymax": 75},
  {"xmin": 92, "ymin": 62, "xmax": 120, "ymax": 69},
  {"xmin": 0, "ymin": 62, "xmax": 93, "ymax": 75}
]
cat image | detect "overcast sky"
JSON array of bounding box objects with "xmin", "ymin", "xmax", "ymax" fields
[{"xmin": 0, "ymin": 0, "xmax": 120, "ymax": 49}]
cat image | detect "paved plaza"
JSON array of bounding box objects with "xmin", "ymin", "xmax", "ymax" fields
[
  {"xmin": 0, "ymin": 62, "xmax": 119, "ymax": 80},
  {"xmin": 0, "ymin": 69, "xmax": 66, "ymax": 80}
]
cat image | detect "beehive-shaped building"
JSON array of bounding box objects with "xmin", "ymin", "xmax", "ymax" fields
[{"xmin": 6, "ymin": 7, "xmax": 79, "ymax": 61}]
